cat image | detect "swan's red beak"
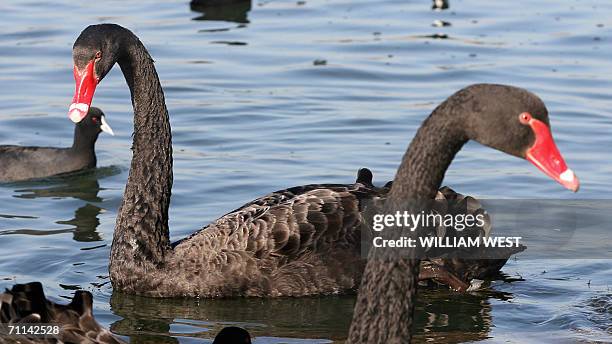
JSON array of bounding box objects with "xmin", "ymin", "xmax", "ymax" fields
[
  {"xmin": 69, "ymin": 60, "xmax": 98, "ymax": 123},
  {"xmin": 525, "ymin": 116, "xmax": 579, "ymax": 192}
]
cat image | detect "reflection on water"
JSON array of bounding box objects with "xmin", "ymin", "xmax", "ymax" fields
[
  {"xmin": 190, "ymin": 0, "xmax": 251, "ymax": 24},
  {"xmin": 109, "ymin": 287, "xmax": 516, "ymax": 343},
  {"xmin": 57, "ymin": 203, "xmax": 103, "ymax": 242},
  {"xmin": 1, "ymin": 166, "xmax": 120, "ymax": 242},
  {"xmin": 413, "ymin": 289, "xmax": 511, "ymax": 342},
  {"xmin": 110, "ymin": 292, "xmax": 352, "ymax": 343},
  {"xmin": 8, "ymin": 166, "xmax": 120, "ymax": 201},
  {"xmin": 13, "ymin": 177, "xmax": 101, "ymax": 202}
]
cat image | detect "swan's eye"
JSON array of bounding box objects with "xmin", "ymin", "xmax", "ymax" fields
[
  {"xmin": 519, "ymin": 112, "xmax": 532, "ymax": 125},
  {"xmin": 94, "ymin": 51, "xmax": 102, "ymax": 60}
]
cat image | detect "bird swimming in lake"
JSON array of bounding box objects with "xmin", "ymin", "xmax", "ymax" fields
[{"xmin": 0, "ymin": 107, "xmax": 113, "ymax": 182}]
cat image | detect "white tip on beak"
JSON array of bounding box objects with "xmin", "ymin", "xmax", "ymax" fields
[
  {"xmin": 69, "ymin": 103, "xmax": 89, "ymax": 123},
  {"xmin": 100, "ymin": 116, "xmax": 115, "ymax": 136},
  {"xmin": 559, "ymin": 168, "xmax": 580, "ymax": 192},
  {"xmin": 560, "ymin": 168, "xmax": 575, "ymax": 182}
]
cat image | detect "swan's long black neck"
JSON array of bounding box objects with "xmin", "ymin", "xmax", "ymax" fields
[
  {"xmin": 349, "ymin": 105, "xmax": 467, "ymax": 343},
  {"xmin": 110, "ymin": 33, "xmax": 173, "ymax": 276},
  {"xmin": 389, "ymin": 109, "xmax": 466, "ymax": 203}
]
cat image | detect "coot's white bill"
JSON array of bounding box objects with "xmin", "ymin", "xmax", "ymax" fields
[{"xmin": 100, "ymin": 116, "xmax": 114, "ymax": 136}]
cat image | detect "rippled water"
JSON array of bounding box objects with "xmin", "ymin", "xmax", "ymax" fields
[{"xmin": 0, "ymin": 0, "xmax": 611, "ymax": 342}]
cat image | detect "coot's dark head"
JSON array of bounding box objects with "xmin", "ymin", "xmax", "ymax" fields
[
  {"xmin": 69, "ymin": 24, "xmax": 135, "ymax": 123},
  {"xmin": 76, "ymin": 107, "xmax": 114, "ymax": 138},
  {"xmin": 212, "ymin": 326, "xmax": 251, "ymax": 344},
  {"xmin": 76, "ymin": 106, "xmax": 115, "ymax": 136},
  {"xmin": 73, "ymin": 107, "xmax": 114, "ymax": 152},
  {"xmin": 441, "ymin": 84, "xmax": 578, "ymax": 191}
]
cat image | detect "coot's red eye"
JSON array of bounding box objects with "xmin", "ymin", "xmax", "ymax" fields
[
  {"xmin": 92, "ymin": 117, "xmax": 98, "ymax": 123},
  {"xmin": 519, "ymin": 112, "xmax": 532, "ymax": 124}
]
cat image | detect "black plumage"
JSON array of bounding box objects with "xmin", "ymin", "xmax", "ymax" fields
[{"xmin": 0, "ymin": 108, "xmax": 113, "ymax": 182}]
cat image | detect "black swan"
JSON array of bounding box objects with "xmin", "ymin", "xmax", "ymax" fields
[
  {"xmin": 0, "ymin": 282, "xmax": 125, "ymax": 344},
  {"xmin": 68, "ymin": 24, "xmax": 578, "ymax": 298},
  {"xmin": 347, "ymin": 86, "xmax": 579, "ymax": 343},
  {"xmin": 0, "ymin": 107, "xmax": 113, "ymax": 182}
]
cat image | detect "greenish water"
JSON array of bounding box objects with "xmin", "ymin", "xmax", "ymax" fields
[{"xmin": 0, "ymin": 0, "xmax": 610, "ymax": 342}]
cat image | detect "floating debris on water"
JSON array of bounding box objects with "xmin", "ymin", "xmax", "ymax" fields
[
  {"xmin": 432, "ymin": 0, "xmax": 449, "ymax": 10},
  {"xmin": 432, "ymin": 19, "xmax": 451, "ymax": 27}
]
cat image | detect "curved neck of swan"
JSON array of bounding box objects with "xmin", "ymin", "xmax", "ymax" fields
[
  {"xmin": 349, "ymin": 108, "xmax": 466, "ymax": 343},
  {"xmin": 390, "ymin": 112, "xmax": 466, "ymax": 202},
  {"xmin": 111, "ymin": 36, "xmax": 173, "ymax": 272}
]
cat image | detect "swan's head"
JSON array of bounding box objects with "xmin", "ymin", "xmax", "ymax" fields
[
  {"xmin": 69, "ymin": 24, "xmax": 132, "ymax": 124},
  {"xmin": 448, "ymin": 84, "xmax": 579, "ymax": 192}
]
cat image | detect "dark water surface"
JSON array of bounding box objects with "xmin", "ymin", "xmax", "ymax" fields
[{"xmin": 0, "ymin": 0, "xmax": 610, "ymax": 342}]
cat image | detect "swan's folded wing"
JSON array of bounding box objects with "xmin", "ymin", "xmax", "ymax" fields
[{"xmin": 173, "ymin": 183, "xmax": 384, "ymax": 261}]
